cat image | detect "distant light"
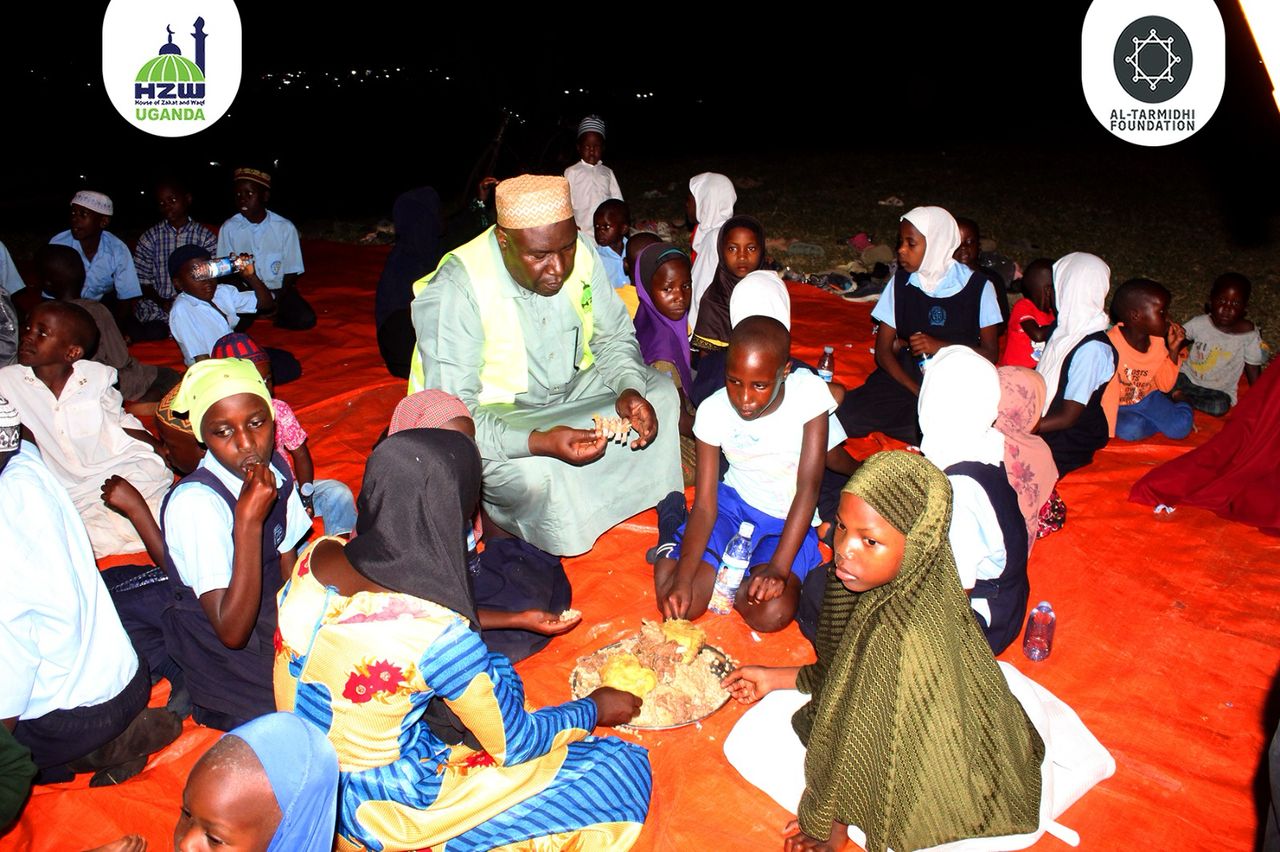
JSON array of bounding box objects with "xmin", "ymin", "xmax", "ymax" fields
[
  {"xmin": 564, "ymin": 90, "xmax": 570, "ymax": 94},
  {"xmin": 79, "ymin": 174, "xmax": 86, "ymax": 179},
  {"xmin": 273, "ymin": 159, "xmax": 279, "ymax": 168},
  {"xmin": 350, "ymin": 70, "xmax": 357, "ymax": 76},
  {"xmin": 209, "ymin": 161, "xmax": 219, "ymax": 166}
]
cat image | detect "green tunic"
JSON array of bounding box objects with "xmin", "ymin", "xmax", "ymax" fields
[{"xmin": 411, "ymin": 231, "xmax": 681, "ymax": 556}]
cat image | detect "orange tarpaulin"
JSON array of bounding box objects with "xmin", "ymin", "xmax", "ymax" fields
[{"xmin": 6, "ymin": 241, "xmax": 1278, "ymax": 851}]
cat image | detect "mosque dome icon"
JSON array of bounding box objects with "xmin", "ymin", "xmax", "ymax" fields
[{"xmin": 136, "ymin": 25, "xmax": 206, "ymax": 82}]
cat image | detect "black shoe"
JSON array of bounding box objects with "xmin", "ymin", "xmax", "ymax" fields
[
  {"xmin": 69, "ymin": 709, "xmax": 182, "ymax": 773},
  {"xmin": 842, "ymin": 279, "xmax": 887, "ymax": 302}
]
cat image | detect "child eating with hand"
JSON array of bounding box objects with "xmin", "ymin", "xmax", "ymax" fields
[
  {"xmin": 1174, "ymin": 272, "xmax": 1265, "ymax": 415},
  {"xmin": 655, "ymin": 316, "xmax": 834, "ymax": 633},
  {"xmin": 1103, "ymin": 278, "xmax": 1193, "ymax": 441},
  {"xmin": 212, "ymin": 333, "xmax": 355, "ymax": 537},
  {"xmin": 161, "ymin": 358, "xmax": 312, "ymax": 730}
]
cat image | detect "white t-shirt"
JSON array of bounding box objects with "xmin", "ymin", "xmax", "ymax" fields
[
  {"xmin": 694, "ymin": 370, "xmax": 843, "ymax": 521},
  {"xmin": 169, "ymin": 286, "xmax": 260, "ymax": 365},
  {"xmin": 1180, "ymin": 314, "xmax": 1265, "ymax": 405},
  {"xmin": 0, "ymin": 443, "xmax": 138, "ymax": 720}
]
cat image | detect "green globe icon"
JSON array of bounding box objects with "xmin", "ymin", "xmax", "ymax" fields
[{"xmin": 135, "ymin": 53, "xmax": 205, "ymax": 83}]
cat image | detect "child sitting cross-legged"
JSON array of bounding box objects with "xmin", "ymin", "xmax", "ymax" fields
[
  {"xmin": 0, "ymin": 301, "xmax": 171, "ymax": 557},
  {"xmin": 655, "ymin": 315, "xmax": 832, "ymax": 633},
  {"xmin": 1103, "ymin": 278, "xmax": 1193, "ymax": 442},
  {"xmin": 211, "ymin": 333, "xmax": 355, "ymax": 537},
  {"xmin": 1174, "ymin": 272, "xmax": 1265, "ymax": 416},
  {"xmin": 161, "ymin": 358, "xmax": 313, "ymax": 730}
]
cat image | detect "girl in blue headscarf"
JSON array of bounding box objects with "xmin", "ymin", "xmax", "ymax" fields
[{"xmin": 173, "ymin": 712, "xmax": 338, "ymax": 851}]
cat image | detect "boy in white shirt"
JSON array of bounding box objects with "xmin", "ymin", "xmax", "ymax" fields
[
  {"xmin": 0, "ymin": 302, "xmax": 170, "ymax": 558},
  {"xmin": 167, "ymin": 244, "xmax": 274, "ymax": 366},
  {"xmin": 564, "ymin": 115, "xmax": 623, "ymax": 234},
  {"xmin": 216, "ymin": 167, "xmax": 314, "ymax": 330},
  {"xmin": 655, "ymin": 316, "xmax": 839, "ymax": 633}
]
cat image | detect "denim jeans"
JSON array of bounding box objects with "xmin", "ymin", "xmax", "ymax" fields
[
  {"xmin": 1115, "ymin": 390, "xmax": 1194, "ymax": 441},
  {"xmin": 313, "ymin": 478, "xmax": 356, "ymax": 536}
]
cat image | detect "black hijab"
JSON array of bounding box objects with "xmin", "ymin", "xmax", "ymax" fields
[
  {"xmin": 374, "ymin": 187, "xmax": 443, "ymax": 327},
  {"xmin": 691, "ymin": 214, "xmax": 766, "ymax": 349},
  {"xmin": 345, "ymin": 428, "xmax": 482, "ymax": 625}
]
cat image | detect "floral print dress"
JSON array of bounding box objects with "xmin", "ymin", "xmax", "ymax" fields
[{"xmin": 274, "ymin": 540, "xmax": 652, "ymax": 851}]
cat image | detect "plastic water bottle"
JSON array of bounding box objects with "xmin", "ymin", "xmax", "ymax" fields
[
  {"xmin": 816, "ymin": 346, "xmax": 835, "ymax": 382},
  {"xmin": 708, "ymin": 522, "xmax": 755, "ymax": 615},
  {"xmin": 190, "ymin": 253, "xmax": 254, "ymax": 281},
  {"xmin": 918, "ymin": 353, "xmax": 932, "ymax": 374},
  {"xmin": 1022, "ymin": 601, "xmax": 1056, "ymax": 661},
  {"xmin": 465, "ymin": 529, "xmax": 481, "ymax": 578}
]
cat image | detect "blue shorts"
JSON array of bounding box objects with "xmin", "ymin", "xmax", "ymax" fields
[{"xmin": 671, "ymin": 482, "xmax": 823, "ymax": 582}]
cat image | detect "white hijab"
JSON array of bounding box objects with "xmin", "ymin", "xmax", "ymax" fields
[
  {"xmin": 729, "ymin": 270, "xmax": 790, "ymax": 330},
  {"xmin": 688, "ymin": 172, "xmax": 737, "ymax": 331},
  {"xmin": 1036, "ymin": 252, "xmax": 1112, "ymax": 415},
  {"xmin": 901, "ymin": 206, "xmax": 961, "ymax": 295},
  {"xmin": 918, "ymin": 345, "xmax": 1005, "ymax": 471}
]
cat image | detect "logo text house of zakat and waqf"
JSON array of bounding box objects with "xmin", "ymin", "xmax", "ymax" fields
[{"xmin": 134, "ymin": 19, "xmax": 209, "ymax": 123}]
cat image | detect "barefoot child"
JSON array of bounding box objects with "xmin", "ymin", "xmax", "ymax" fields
[
  {"xmin": 1001, "ymin": 258, "xmax": 1057, "ymax": 369},
  {"xmin": 161, "ymin": 358, "xmax": 312, "ymax": 730},
  {"xmin": 721, "ymin": 451, "xmax": 1049, "ymax": 852},
  {"xmin": 1175, "ymin": 272, "xmax": 1265, "ymax": 415},
  {"xmin": 656, "ymin": 316, "xmax": 832, "ymax": 633},
  {"xmin": 1103, "ymin": 278, "xmax": 1193, "ymax": 442}
]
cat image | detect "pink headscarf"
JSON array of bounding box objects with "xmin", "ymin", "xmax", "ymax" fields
[
  {"xmin": 389, "ymin": 390, "xmax": 471, "ymax": 434},
  {"xmin": 995, "ymin": 367, "xmax": 1058, "ymax": 554}
]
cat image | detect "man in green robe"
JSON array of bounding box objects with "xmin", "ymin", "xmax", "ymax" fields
[{"xmin": 411, "ymin": 175, "xmax": 681, "ymax": 556}]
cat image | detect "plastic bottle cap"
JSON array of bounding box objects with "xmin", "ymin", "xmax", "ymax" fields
[
  {"xmin": 823, "ymin": 345, "xmax": 834, "ymax": 353},
  {"xmin": 738, "ymin": 521, "xmax": 755, "ymax": 537},
  {"xmin": 1037, "ymin": 601, "xmax": 1052, "ymax": 609}
]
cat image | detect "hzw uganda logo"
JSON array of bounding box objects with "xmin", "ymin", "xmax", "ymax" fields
[
  {"xmin": 103, "ymin": 0, "xmax": 241, "ymax": 137},
  {"xmin": 1082, "ymin": 0, "xmax": 1224, "ymax": 146}
]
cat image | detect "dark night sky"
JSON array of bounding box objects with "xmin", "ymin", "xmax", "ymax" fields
[{"xmin": 3, "ymin": 3, "xmax": 1277, "ymax": 231}]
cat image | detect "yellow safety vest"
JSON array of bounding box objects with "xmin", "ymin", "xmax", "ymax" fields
[{"xmin": 408, "ymin": 227, "xmax": 596, "ymax": 402}]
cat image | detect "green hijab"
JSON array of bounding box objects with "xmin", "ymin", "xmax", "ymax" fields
[{"xmin": 792, "ymin": 451, "xmax": 1044, "ymax": 851}]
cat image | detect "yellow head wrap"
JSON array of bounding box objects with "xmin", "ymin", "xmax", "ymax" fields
[{"xmin": 172, "ymin": 358, "xmax": 273, "ymax": 442}]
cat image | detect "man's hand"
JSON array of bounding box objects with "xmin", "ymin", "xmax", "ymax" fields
[
  {"xmin": 235, "ymin": 463, "xmax": 278, "ymax": 527},
  {"xmin": 616, "ymin": 389, "xmax": 657, "ymax": 449},
  {"xmin": 530, "ymin": 426, "xmax": 608, "ymax": 465}
]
